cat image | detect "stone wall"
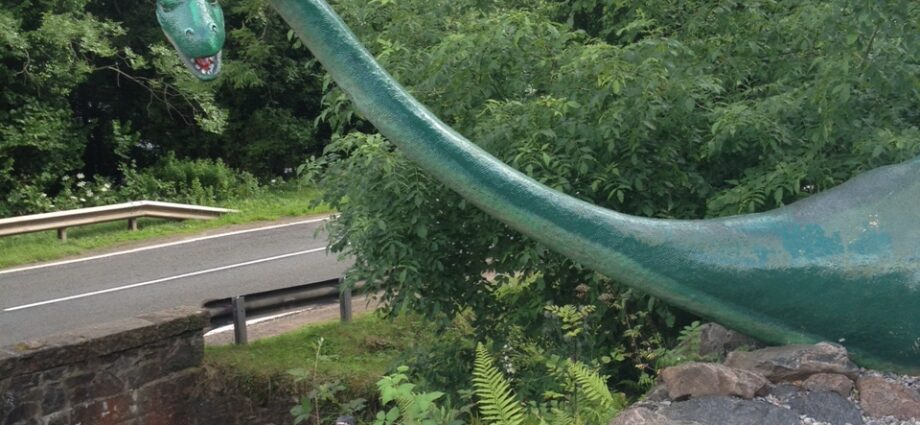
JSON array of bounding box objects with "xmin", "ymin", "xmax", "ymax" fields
[{"xmin": 0, "ymin": 306, "xmax": 208, "ymax": 425}]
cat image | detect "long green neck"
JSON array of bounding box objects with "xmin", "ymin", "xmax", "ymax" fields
[
  {"xmin": 271, "ymin": 0, "xmax": 920, "ymax": 372},
  {"xmin": 270, "ymin": 0, "xmax": 659, "ymax": 266}
]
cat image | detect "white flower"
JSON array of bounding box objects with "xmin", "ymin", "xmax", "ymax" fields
[
  {"xmin": 100, "ymin": 187, "xmax": 108, "ymax": 193},
  {"xmin": 61, "ymin": 176, "xmax": 70, "ymax": 182},
  {"xmin": 76, "ymin": 173, "xmax": 85, "ymax": 179},
  {"xmin": 104, "ymin": 183, "xmax": 111, "ymax": 189},
  {"xmin": 85, "ymin": 191, "xmax": 94, "ymax": 197},
  {"xmin": 79, "ymin": 197, "xmax": 86, "ymax": 202},
  {"xmin": 40, "ymin": 193, "xmax": 47, "ymax": 197},
  {"xmin": 76, "ymin": 181, "xmax": 86, "ymax": 188}
]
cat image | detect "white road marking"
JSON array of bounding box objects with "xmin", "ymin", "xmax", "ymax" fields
[
  {"xmin": 0, "ymin": 216, "xmax": 331, "ymax": 276},
  {"xmin": 204, "ymin": 308, "xmax": 313, "ymax": 336},
  {"xmin": 3, "ymin": 247, "xmax": 327, "ymax": 312}
]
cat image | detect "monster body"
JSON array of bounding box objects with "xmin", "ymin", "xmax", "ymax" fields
[{"xmin": 157, "ymin": 0, "xmax": 920, "ymax": 372}]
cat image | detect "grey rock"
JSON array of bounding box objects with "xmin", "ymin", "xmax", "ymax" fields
[
  {"xmin": 609, "ymin": 406, "xmax": 705, "ymax": 425},
  {"xmin": 787, "ymin": 391, "xmax": 864, "ymax": 425},
  {"xmin": 803, "ymin": 373, "xmax": 854, "ymax": 397},
  {"xmin": 698, "ymin": 323, "xmax": 761, "ymax": 358},
  {"xmin": 608, "ymin": 407, "xmax": 690, "ymax": 425},
  {"xmin": 858, "ymin": 376, "xmax": 920, "ymax": 420},
  {"xmin": 661, "ymin": 362, "xmax": 770, "ymax": 400},
  {"xmin": 768, "ymin": 383, "xmax": 801, "ymax": 400},
  {"xmin": 660, "ymin": 396, "xmax": 801, "ymax": 425},
  {"xmin": 644, "ymin": 384, "xmax": 670, "ymax": 402},
  {"xmin": 724, "ymin": 342, "xmax": 858, "ymax": 382}
]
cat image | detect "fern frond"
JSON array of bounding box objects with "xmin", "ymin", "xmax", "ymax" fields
[
  {"xmin": 548, "ymin": 408, "xmax": 577, "ymax": 425},
  {"xmin": 473, "ymin": 343, "xmax": 526, "ymax": 425},
  {"xmin": 567, "ymin": 360, "xmax": 618, "ymax": 411}
]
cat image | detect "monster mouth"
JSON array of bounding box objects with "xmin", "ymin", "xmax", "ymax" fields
[{"xmin": 179, "ymin": 51, "xmax": 222, "ymax": 79}]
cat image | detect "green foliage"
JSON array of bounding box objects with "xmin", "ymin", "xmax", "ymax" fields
[
  {"xmin": 533, "ymin": 359, "xmax": 625, "ymax": 425},
  {"xmin": 545, "ymin": 305, "xmax": 596, "ymax": 339},
  {"xmin": 654, "ymin": 321, "xmax": 717, "ymax": 369},
  {"xmin": 370, "ymin": 344, "xmax": 624, "ymax": 425},
  {"xmin": 473, "ymin": 343, "xmax": 526, "ymax": 425},
  {"xmin": 0, "ymin": 0, "xmax": 327, "ymax": 216},
  {"xmin": 372, "ymin": 366, "xmax": 465, "ymax": 425},
  {"xmin": 123, "ymin": 153, "xmax": 262, "ymax": 204},
  {"xmin": 288, "ymin": 338, "xmax": 368, "ymax": 425},
  {"xmin": 207, "ymin": 313, "xmax": 431, "ymax": 424},
  {"xmin": 316, "ymin": 0, "xmax": 920, "ymax": 401}
]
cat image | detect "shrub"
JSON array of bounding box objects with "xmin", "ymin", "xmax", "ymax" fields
[
  {"xmin": 314, "ymin": 0, "xmax": 920, "ymax": 401},
  {"xmin": 120, "ymin": 154, "xmax": 261, "ymax": 205}
]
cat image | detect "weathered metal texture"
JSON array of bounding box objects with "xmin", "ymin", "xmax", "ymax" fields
[
  {"xmin": 266, "ymin": 0, "xmax": 920, "ymax": 372},
  {"xmin": 156, "ymin": 0, "xmax": 225, "ymax": 80}
]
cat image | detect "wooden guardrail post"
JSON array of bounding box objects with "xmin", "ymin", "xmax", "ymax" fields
[
  {"xmin": 128, "ymin": 217, "xmax": 138, "ymax": 232},
  {"xmin": 57, "ymin": 228, "xmax": 67, "ymax": 242}
]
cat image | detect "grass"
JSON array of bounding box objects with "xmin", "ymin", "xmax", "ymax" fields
[
  {"xmin": 0, "ymin": 185, "xmax": 333, "ymax": 269},
  {"xmin": 204, "ymin": 313, "xmax": 431, "ymax": 408}
]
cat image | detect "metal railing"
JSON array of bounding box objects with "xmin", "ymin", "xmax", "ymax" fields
[
  {"xmin": 203, "ymin": 277, "xmax": 364, "ymax": 345},
  {"xmin": 0, "ymin": 201, "xmax": 237, "ymax": 241}
]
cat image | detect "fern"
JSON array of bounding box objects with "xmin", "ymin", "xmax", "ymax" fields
[
  {"xmin": 567, "ymin": 360, "xmax": 624, "ymax": 412},
  {"xmin": 473, "ymin": 343, "xmax": 526, "ymax": 425}
]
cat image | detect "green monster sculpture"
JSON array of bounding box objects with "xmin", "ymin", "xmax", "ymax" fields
[
  {"xmin": 156, "ymin": 0, "xmax": 225, "ymax": 80},
  {"xmin": 157, "ymin": 0, "xmax": 920, "ymax": 372}
]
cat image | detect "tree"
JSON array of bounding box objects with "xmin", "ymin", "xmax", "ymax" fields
[
  {"xmin": 0, "ymin": 0, "xmax": 328, "ymax": 215},
  {"xmin": 315, "ymin": 0, "xmax": 920, "ymax": 393}
]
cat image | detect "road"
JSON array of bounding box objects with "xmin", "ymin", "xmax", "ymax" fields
[{"xmin": 0, "ymin": 216, "xmax": 349, "ymax": 346}]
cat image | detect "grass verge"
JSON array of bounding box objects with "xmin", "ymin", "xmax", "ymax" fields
[
  {"xmin": 0, "ymin": 185, "xmax": 332, "ymax": 270},
  {"xmin": 204, "ymin": 313, "xmax": 430, "ymax": 417}
]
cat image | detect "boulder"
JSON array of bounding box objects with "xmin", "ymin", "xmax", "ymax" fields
[
  {"xmin": 643, "ymin": 384, "xmax": 670, "ymax": 402},
  {"xmin": 787, "ymin": 391, "xmax": 864, "ymax": 425},
  {"xmin": 766, "ymin": 383, "xmax": 801, "ymax": 400},
  {"xmin": 608, "ymin": 407, "xmax": 700, "ymax": 425},
  {"xmin": 723, "ymin": 343, "xmax": 858, "ymax": 382},
  {"xmin": 802, "ymin": 373, "xmax": 854, "ymax": 397},
  {"xmin": 857, "ymin": 376, "xmax": 920, "ymax": 420},
  {"xmin": 697, "ymin": 323, "xmax": 760, "ymax": 358},
  {"xmin": 660, "ymin": 362, "xmax": 770, "ymax": 400},
  {"xmin": 659, "ymin": 396, "xmax": 800, "ymax": 425}
]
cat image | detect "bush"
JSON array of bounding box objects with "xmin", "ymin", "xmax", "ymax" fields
[
  {"xmin": 314, "ymin": 0, "xmax": 920, "ymax": 401},
  {"xmin": 120, "ymin": 154, "xmax": 262, "ymax": 205},
  {"xmin": 1, "ymin": 154, "xmax": 262, "ymax": 216}
]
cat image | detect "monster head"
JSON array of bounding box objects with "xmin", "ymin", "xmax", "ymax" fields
[{"xmin": 156, "ymin": 0, "xmax": 226, "ymax": 80}]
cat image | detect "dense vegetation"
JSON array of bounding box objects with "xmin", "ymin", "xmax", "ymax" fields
[
  {"xmin": 0, "ymin": 0, "xmax": 324, "ymax": 215},
  {"xmin": 316, "ymin": 0, "xmax": 920, "ymax": 405}
]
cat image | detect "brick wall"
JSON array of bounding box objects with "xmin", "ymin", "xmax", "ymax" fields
[{"xmin": 0, "ymin": 307, "xmax": 208, "ymax": 425}]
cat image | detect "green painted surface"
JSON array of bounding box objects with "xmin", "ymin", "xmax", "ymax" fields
[
  {"xmin": 156, "ymin": 0, "xmax": 225, "ymax": 80},
  {"xmin": 158, "ymin": 0, "xmax": 920, "ymax": 372}
]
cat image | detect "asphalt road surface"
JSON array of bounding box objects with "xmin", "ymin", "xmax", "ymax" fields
[{"xmin": 0, "ymin": 216, "xmax": 349, "ymax": 346}]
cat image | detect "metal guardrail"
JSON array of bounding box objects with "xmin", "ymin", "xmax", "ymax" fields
[
  {"xmin": 0, "ymin": 201, "xmax": 237, "ymax": 241},
  {"xmin": 203, "ymin": 277, "xmax": 364, "ymax": 344}
]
